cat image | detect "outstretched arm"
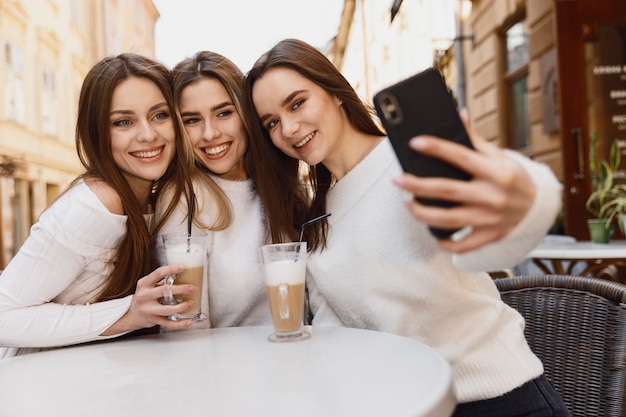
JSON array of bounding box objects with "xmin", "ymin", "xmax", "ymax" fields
[{"xmin": 393, "ymin": 109, "xmax": 561, "ymax": 264}]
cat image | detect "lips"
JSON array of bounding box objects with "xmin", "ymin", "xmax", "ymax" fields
[
  {"xmin": 203, "ymin": 143, "xmax": 230, "ymax": 156},
  {"xmin": 295, "ymin": 132, "xmax": 315, "ymax": 148},
  {"xmin": 131, "ymin": 146, "xmax": 163, "ymax": 159}
]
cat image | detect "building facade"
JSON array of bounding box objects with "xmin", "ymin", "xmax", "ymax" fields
[
  {"xmin": 0, "ymin": 0, "xmax": 158, "ymax": 267},
  {"xmin": 332, "ymin": 0, "xmax": 626, "ymax": 240}
]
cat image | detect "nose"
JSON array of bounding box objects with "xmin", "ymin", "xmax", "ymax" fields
[
  {"xmin": 280, "ymin": 115, "xmax": 299, "ymax": 139},
  {"xmin": 137, "ymin": 119, "xmax": 157, "ymax": 143},
  {"xmin": 202, "ymin": 120, "xmax": 220, "ymax": 141}
]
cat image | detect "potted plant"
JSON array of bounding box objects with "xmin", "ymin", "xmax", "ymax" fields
[
  {"xmin": 600, "ymin": 184, "xmax": 626, "ymax": 235},
  {"xmin": 585, "ymin": 132, "xmax": 620, "ymax": 243}
]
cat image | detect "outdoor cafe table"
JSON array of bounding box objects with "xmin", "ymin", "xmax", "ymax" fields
[
  {"xmin": 0, "ymin": 325, "xmax": 456, "ymax": 417},
  {"xmin": 527, "ymin": 239, "xmax": 626, "ymax": 280}
]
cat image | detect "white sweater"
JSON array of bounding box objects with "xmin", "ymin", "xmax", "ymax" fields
[
  {"xmin": 0, "ymin": 180, "xmax": 133, "ymax": 358},
  {"xmin": 156, "ymin": 175, "xmax": 272, "ymax": 328},
  {"xmin": 307, "ymin": 138, "xmax": 563, "ymax": 403}
]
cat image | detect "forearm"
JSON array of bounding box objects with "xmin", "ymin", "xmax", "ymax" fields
[
  {"xmin": 453, "ymin": 151, "xmax": 563, "ymax": 272},
  {"xmin": 0, "ymin": 296, "xmax": 132, "ymax": 348}
]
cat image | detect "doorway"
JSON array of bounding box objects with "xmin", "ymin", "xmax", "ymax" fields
[{"xmin": 555, "ymin": 0, "xmax": 626, "ymax": 239}]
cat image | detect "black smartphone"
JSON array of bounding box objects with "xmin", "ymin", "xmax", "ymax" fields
[{"xmin": 373, "ymin": 67, "xmax": 474, "ymax": 239}]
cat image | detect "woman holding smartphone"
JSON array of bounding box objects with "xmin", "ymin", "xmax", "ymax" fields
[{"xmin": 243, "ymin": 38, "xmax": 570, "ymax": 416}]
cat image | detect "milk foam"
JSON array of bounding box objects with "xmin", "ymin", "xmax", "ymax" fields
[
  {"xmin": 264, "ymin": 259, "xmax": 306, "ymax": 286},
  {"xmin": 165, "ymin": 243, "xmax": 204, "ymax": 267}
]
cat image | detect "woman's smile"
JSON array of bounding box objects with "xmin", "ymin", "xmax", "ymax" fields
[
  {"xmin": 201, "ymin": 142, "xmax": 231, "ymax": 158},
  {"xmin": 295, "ymin": 131, "xmax": 315, "ymax": 149},
  {"xmin": 130, "ymin": 145, "xmax": 165, "ymax": 160}
]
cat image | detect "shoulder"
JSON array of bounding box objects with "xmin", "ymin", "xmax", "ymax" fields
[
  {"xmin": 36, "ymin": 178, "xmax": 127, "ymax": 251},
  {"xmin": 84, "ymin": 177, "xmax": 124, "ymax": 215}
]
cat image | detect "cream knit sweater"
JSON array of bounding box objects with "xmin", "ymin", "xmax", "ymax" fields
[
  {"xmin": 155, "ymin": 175, "xmax": 272, "ymax": 329},
  {"xmin": 307, "ymin": 138, "xmax": 562, "ymax": 403},
  {"xmin": 0, "ymin": 179, "xmax": 133, "ymax": 358}
]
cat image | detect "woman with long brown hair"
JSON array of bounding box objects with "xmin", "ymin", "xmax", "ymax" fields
[
  {"xmin": 155, "ymin": 50, "xmax": 273, "ymax": 327},
  {"xmin": 244, "ymin": 39, "xmax": 570, "ymax": 416},
  {"xmin": 0, "ymin": 53, "xmax": 198, "ymax": 357}
]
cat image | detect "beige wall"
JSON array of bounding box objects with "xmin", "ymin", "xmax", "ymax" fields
[
  {"xmin": 464, "ymin": 0, "xmax": 562, "ymax": 176},
  {"xmin": 337, "ymin": 0, "xmax": 460, "ymax": 105},
  {"xmin": 333, "ymin": 0, "xmax": 563, "ymax": 178},
  {"xmin": 0, "ymin": 0, "xmax": 158, "ymax": 265}
]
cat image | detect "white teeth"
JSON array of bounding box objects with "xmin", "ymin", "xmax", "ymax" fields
[
  {"xmin": 204, "ymin": 143, "xmax": 229, "ymax": 155},
  {"xmin": 295, "ymin": 132, "xmax": 314, "ymax": 148},
  {"xmin": 132, "ymin": 148, "xmax": 162, "ymax": 158}
]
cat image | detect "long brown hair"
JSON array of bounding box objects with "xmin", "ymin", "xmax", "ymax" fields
[
  {"xmin": 244, "ymin": 38, "xmax": 385, "ymax": 250},
  {"xmin": 75, "ymin": 53, "xmax": 195, "ymax": 301},
  {"xmin": 171, "ymin": 50, "xmax": 257, "ymax": 230}
]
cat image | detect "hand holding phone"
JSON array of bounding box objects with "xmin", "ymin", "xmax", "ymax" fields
[{"xmin": 373, "ymin": 67, "xmax": 474, "ymax": 239}]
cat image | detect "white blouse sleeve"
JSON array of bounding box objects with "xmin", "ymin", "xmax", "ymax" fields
[
  {"xmin": 0, "ymin": 181, "xmax": 133, "ymax": 348},
  {"xmin": 453, "ymin": 150, "xmax": 563, "ymax": 272}
]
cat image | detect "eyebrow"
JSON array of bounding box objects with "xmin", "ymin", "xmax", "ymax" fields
[
  {"xmin": 258, "ymin": 90, "xmax": 305, "ymax": 124},
  {"xmin": 110, "ymin": 101, "xmax": 168, "ymax": 117},
  {"xmin": 180, "ymin": 101, "xmax": 233, "ymax": 118}
]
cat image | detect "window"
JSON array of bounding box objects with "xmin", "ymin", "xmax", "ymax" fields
[
  {"xmin": 3, "ymin": 41, "xmax": 26, "ymax": 124},
  {"xmin": 41, "ymin": 65, "xmax": 58, "ymax": 136},
  {"xmin": 504, "ymin": 21, "xmax": 530, "ymax": 150},
  {"xmin": 134, "ymin": 0, "xmax": 142, "ymax": 30},
  {"xmin": 70, "ymin": 0, "xmax": 85, "ymax": 31}
]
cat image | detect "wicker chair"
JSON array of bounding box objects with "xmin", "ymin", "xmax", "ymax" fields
[{"xmin": 495, "ymin": 274, "xmax": 626, "ymax": 417}]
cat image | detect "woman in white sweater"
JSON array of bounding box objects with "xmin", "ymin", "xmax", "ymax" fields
[
  {"xmin": 155, "ymin": 51, "xmax": 272, "ymax": 328},
  {"xmin": 0, "ymin": 54, "xmax": 199, "ymax": 358},
  {"xmin": 243, "ymin": 39, "xmax": 571, "ymax": 416}
]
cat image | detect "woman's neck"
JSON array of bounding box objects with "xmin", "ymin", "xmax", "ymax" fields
[{"xmin": 324, "ymin": 132, "xmax": 384, "ymax": 181}]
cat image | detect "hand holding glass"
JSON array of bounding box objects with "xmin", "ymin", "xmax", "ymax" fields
[
  {"xmin": 260, "ymin": 242, "xmax": 311, "ymax": 342},
  {"xmin": 162, "ymin": 233, "xmax": 208, "ymax": 322}
]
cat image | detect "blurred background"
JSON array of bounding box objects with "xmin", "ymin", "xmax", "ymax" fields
[{"xmin": 0, "ymin": 0, "xmax": 623, "ymax": 268}]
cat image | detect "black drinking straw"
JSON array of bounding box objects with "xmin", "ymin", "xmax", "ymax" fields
[
  {"xmin": 187, "ymin": 193, "xmax": 195, "ymax": 252},
  {"xmin": 299, "ymin": 213, "xmax": 331, "ymax": 242}
]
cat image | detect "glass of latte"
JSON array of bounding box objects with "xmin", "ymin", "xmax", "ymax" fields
[
  {"xmin": 162, "ymin": 233, "xmax": 208, "ymax": 322},
  {"xmin": 260, "ymin": 242, "xmax": 311, "ymax": 343}
]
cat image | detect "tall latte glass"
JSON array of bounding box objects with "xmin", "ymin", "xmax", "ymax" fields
[
  {"xmin": 162, "ymin": 233, "xmax": 208, "ymax": 322},
  {"xmin": 260, "ymin": 242, "xmax": 311, "ymax": 342}
]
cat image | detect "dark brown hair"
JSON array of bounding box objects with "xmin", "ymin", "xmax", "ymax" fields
[
  {"xmin": 244, "ymin": 38, "xmax": 384, "ymax": 250},
  {"xmin": 75, "ymin": 53, "xmax": 195, "ymax": 301}
]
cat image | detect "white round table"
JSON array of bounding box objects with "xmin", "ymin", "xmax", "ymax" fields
[
  {"xmin": 0, "ymin": 326, "xmax": 455, "ymax": 417},
  {"xmin": 527, "ymin": 239, "xmax": 626, "ymax": 280}
]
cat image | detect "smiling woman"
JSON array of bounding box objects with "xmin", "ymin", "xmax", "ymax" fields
[
  {"xmin": 153, "ymin": 50, "xmax": 275, "ymax": 329},
  {"xmin": 243, "ymin": 38, "xmax": 570, "ymax": 417},
  {"xmin": 0, "ymin": 53, "xmax": 198, "ymax": 359},
  {"xmin": 109, "ymin": 76, "xmax": 176, "ymax": 199}
]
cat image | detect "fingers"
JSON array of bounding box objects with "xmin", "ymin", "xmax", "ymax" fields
[
  {"xmin": 127, "ymin": 265, "xmax": 201, "ymax": 330},
  {"xmin": 438, "ymin": 226, "xmax": 509, "ymax": 253},
  {"xmin": 393, "ymin": 109, "xmax": 537, "ymax": 252},
  {"xmin": 393, "ymin": 172, "xmax": 512, "ymax": 213},
  {"xmin": 135, "ymin": 264, "xmax": 186, "ymax": 291},
  {"xmin": 149, "ymin": 313, "xmax": 195, "ymax": 330},
  {"xmin": 408, "ymin": 135, "xmax": 506, "ymax": 182},
  {"xmin": 401, "ymin": 194, "xmax": 508, "ymax": 232}
]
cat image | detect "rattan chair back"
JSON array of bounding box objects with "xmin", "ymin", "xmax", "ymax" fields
[{"xmin": 495, "ymin": 274, "xmax": 626, "ymax": 417}]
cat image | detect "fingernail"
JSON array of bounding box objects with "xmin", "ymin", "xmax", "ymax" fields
[
  {"xmin": 409, "ymin": 137, "xmax": 426, "ymax": 150},
  {"xmin": 450, "ymin": 225, "xmax": 474, "ymax": 242}
]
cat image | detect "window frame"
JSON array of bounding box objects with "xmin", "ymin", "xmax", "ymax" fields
[{"xmin": 502, "ymin": 19, "xmax": 531, "ymax": 151}]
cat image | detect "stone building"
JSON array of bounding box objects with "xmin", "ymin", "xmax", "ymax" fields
[
  {"xmin": 332, "ymin": 0, "xmax": 626, "ymax": 239},
  {"xmin": 0, "ymin": 0, "xmax": 158, "ymax": 267}
]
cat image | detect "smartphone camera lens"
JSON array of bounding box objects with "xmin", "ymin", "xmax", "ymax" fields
[{"xmin": 379, "ymin": 93, "xmax": 403, "ymax": 125}]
